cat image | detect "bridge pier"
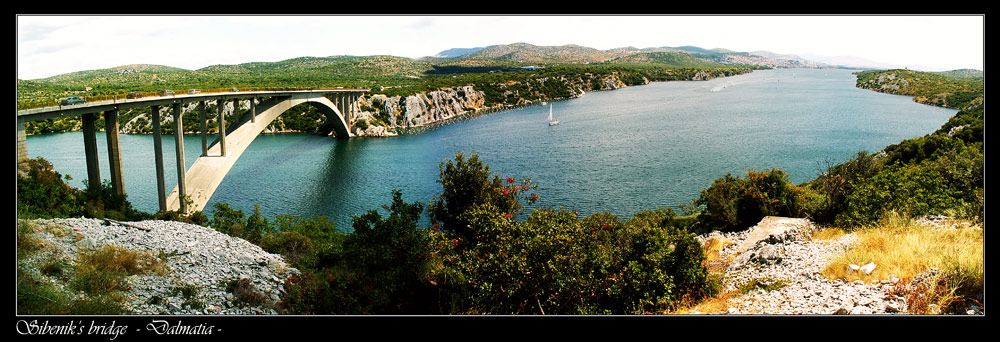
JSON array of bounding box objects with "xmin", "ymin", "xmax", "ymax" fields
[
  {"xmin": 199, "ymin": 101, "xmax": 208, "ymax": 157},
  {"xmin": 173, "ymin": 103, "xmax": 188, "ymax": 213},
  {"xmin": 218, "ymin": 100, "xmax": 227, "ymax": 157},
  {"xmin": 250, "ymin": 97, "xmax": 256, "ymax": 123},
  {"xmin": 331, "ymin": 92, "xmax": 357, "ymax": 133},
  {"xmin": 16, "ymin": 117, "xmax": 27, "ymax": 164},
  {"xmin": 151, "ymin": 105, "xmax": 167, "ymax": 212},
  {"xmin": 81, "ymin": 113, "xmax": 101, "ymax": 191},
  {"xmin": 104, "ymin": 109, "xmax": 125, "ymax": 196}
]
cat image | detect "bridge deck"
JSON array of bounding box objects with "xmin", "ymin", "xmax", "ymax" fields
[{"xmin": 17, "ymin": 88, "xmax": 367, "ymax": 122}]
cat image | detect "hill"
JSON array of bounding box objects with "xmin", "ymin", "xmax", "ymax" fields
[
  {"xmin": 855, "ymin": 69, "xmax": 984, "ymax": 109},
  {"xmin": 433, "ymin": 47, "xmax": 486, "ymax": 58},
  {"xmin": 604, "ymin": 51, "xmax": 723, "ymax": 68},
  {"xmin": 460, "ymin": 42, "xmax": 627, "ymax": 64}
]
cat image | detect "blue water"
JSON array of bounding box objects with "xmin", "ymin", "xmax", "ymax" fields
[{"xmin": 24, "ymin": 69, "xmax": 955, "ymax": 230}]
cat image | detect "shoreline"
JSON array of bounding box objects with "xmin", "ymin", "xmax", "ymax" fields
[{"xmin": 23, "ymin": 70, "xmax": 752, "ymax": 138}]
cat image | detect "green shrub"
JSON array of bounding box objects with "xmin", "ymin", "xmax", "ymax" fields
[
  {"xmin": 431, "ymin": 205, "xmax": 717, "ymax": 314},
  {"xmin": 280, "ymin": 190, "xmax": 438, "ymax": 314},
  {"xmin": 696, "ymin": 169, "xmax": 811, "ymax": 231},
  {"xmin": 225, "ymin": 278, "xmax": 272, "ymax": 308},
  {"xmin": 808, "ymin": 151, "xmax": 884, "ymax": 223},
  {"xmin": 428, "ymin": 151, "xmax": 537, "ymax": 243},
  {"xmin": 17, "ymin": 158, "xmax": 85, "ymax": 218},
  {"xmin": 422, "ymin": 152, "xmax": 717, "ymax": 314},
  {"xmin": 210, "ymin": 203, "xmax": 274, "ymax": 244},
  {"xmin": 260, "ymin": 231, "xmax": 315, "ymax": 267},
  {"xmin": 835, "ymin": 146, "xmax": 983, "ymax": 227},
  {"xmin": 355, "ymin": 118, "xmax": 369, "ymax": 130}
]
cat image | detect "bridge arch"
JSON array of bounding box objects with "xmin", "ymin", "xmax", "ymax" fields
[{"xmin": 166, "ymin": 93, "xmax": 352, "ymax": 213}]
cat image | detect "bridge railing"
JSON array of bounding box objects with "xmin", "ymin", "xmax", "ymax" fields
[{"xmin": 17, "ymin": 87, "xmax": 364, "ymax": 111}]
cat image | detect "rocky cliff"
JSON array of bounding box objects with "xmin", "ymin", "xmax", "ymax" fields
[{"xmin": 348, "ymin": 72, "xmax": 650, "ymax": 136}]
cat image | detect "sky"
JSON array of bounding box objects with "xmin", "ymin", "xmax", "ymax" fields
[{"xmin": 17, "ymin": 15, "xmax": 985, "ymax": 80}]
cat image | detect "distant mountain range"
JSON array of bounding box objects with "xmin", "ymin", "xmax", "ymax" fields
[
  {"xmin": 21, "ymin": 42, "xmax": 979, "ymax": 87},
  {"xmin": 427, "ymin": 43, "xmax": 955, "ymax": 72},
  {"xmin": 433, "ymin": 47, "xmax": 486, "ymax": 58}
]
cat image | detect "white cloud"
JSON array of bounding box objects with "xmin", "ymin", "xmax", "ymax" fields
[{"xmin": 16, "ymin": 15, "xmax": 984, "ymax": 80}]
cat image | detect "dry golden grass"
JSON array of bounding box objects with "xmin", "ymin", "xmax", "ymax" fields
[
  {"xmin": 669, "ymin": 292, "xmax": 735, "ymax": 314},
  {"xmin": 808, "ymin": 226, "xmax": 849, "ymax": 242},
  {"xmin": 702, "ymin": 236, "xmax": 732, "ymax": 263},
  {"xmin": 822, "ymin": 213, "xmax": 983, "ymax": 284},
  {"xmin": 669, "ymin": 212, "xmax": 984, "ymax": 315},
  {"xmin": 822, "ymin": 213, "xmax": 985, "ymax": 315},
  {"xmin": 72, "ymin": 245, "xmax": 167, "ymax": 295}
]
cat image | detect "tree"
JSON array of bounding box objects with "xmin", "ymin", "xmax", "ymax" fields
[{"xmin": 428, "ymin": 151, "xmax": 535, "ymax": 243}]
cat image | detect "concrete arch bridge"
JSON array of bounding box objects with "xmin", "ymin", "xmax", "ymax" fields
[{"xmin": 16, "ymin": 88, "xmax": 367, "ymax": 214}]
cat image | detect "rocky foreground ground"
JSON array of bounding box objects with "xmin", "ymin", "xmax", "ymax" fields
[
  {"xmin": 696, "ymin": 217, "xmax": 903, "ymax": 314},
  {"xmin": 19, "ymin": 218, "xmax": 297, "ymax": 315},
  {"xmin": 20, "ymin": 216, "xmax": 980, "ymax": 316},
  {"xmin": 696, "ymin": 216, "xmax": 984, "ymax": 315}
]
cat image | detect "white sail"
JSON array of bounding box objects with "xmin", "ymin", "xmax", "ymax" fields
[{"xmin": 547, "ymin": 103, "xmax": 559, "ymax": 126}]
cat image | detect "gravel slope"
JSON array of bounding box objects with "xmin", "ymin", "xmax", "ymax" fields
[{"xmin": 698, "ymin": 217, "xmax": 910, "ymax": 315}]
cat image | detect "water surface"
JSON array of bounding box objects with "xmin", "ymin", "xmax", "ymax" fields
[{"xmin": 26, "ymin": 69, "xmax": 955, "ymax": 230}]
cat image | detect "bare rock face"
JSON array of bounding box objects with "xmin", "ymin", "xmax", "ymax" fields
[{"xmin": 361, "ymin": 85, "xmax": 486, "ymax": 130}]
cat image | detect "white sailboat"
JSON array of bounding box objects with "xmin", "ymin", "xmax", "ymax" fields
[{"xmin": 547, "ymin": 103, "xmax": 559, "ymax": 126}]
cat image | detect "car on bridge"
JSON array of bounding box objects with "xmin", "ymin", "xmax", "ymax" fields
[
  {"xmin": 127, "ymin": 92, "xmax": 142, "ymax": 99},
  {"xmin": 160, "ymin": 90, "xmax": 176, "ymax": 96},
  {"xmin": 59, "ymin": 97, "xmax": 86, "ymax": 106},
  {"xmin": 188, "ymin": 89, "xmax": 201, "ymax": 94}
]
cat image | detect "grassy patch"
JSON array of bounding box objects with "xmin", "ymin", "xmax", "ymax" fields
[
  {"xmin": 17, "ymin": 223, "xmax": 168, "ymax": 315},
  {"xmin": 702, "ymin": 236, "xmax": 732, "ymax": 263},
  {"xmin": 72, "ymin": 245, "xmax": 164, "ymax": 295},
  {"xmin": 808, "ymin": 226, "xmax": 849, "ymax": 242},
  {"xmin": 822, "ymin": 212, "xmax": 983, "ymax": 314},
  {"xmin": 170, "ymin": 284, "xmax": 205, "ymax": 310},
  {"xmin": 822, "ymin": 213, "xmax": 983, "ymax": 283},
  {"xmin": 736, "ymin": 278, "xmax": 786, "ymax": 295},
  {"xmin": 17, "ymin": 221, "xmax": 46, "ymax": 258},
  {"xmin": 17, "ymin": 268, "xmax": 129, "ymax": 315}
]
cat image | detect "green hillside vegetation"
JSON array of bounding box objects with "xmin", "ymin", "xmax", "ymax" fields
[
  {"xmin": 460, "ymin": 42, "xmax": 626, "ymax": 64},
  {"xmin": 604, "ymin": 51, "xmax": 725, "ymax": 68},
  {"xmin": 855, "ymin": 69, "xmax": 984, "ymax": 109},
  {"xmin": 932, "ymin": 69, "xmax": 984, "ymax": 80}
]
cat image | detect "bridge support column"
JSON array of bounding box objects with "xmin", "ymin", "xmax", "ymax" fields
[
  {"xmin": 217, "ymin": 100, "xmax": 226, "ymax": 157},
  {"xmin": 17, "ymin": 117, "xmax": 27, "ymax": 164},
  {"xmin": 232, "ymin": 99, "xmax": 240, "ymax": 123},
  {"xmin": 151, "ymin": 105, "xmax": 167, "ymax": 212},
  {"xmin": 199, "ymin": 101, "xmax": 208, "ymax": 157},
  {"xmin": 81, "ymin": 113, "xmax": 101, "ymax": 191},
  {"xmin": 250, "ymin": 98, "xmax": 256, "ymax": 123},
  {"xmin": 173, "ymin": 103, "xmax": 188, "ymax": 214},
  {"xmin": 336, "ymin": 93, "xmax": 348, "ymax": 131},
  {"xmin": 349, "ymin": 93, "xmax": 357, "ymax": 124},
  {"xmin": 104, "ymin": 109, "xmax": 125, "ymax": 196}
]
